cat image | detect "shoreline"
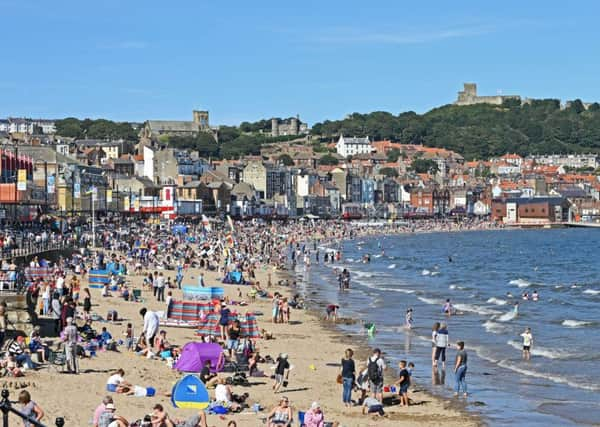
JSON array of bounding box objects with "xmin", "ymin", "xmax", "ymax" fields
[{"xmin": 282, "ymin": 265, "xmax": 484, "ymax": 427}]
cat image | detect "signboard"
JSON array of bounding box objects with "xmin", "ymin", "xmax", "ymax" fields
[
  {"xmin": 74, "ymin": 183, "xmax": 81, "ymax": 199},
  {"xmin": 47, "ymin": 175, "xmax": 55, "ymax": 194},
  {"xmin": 124, "ymin": 195, "xmax": 130, "ymax": 211},
  {"xmin": 90, "ymin": 186, "xmax": 98, "ymax": 201},
  {"xmin": 17, "ymin": 169, "xmax": 27, "ymax": 191},
  {"xmin": 133, "ymin": 195, "xmax": 140, "ymax": 211},
  {"xmin": 106, "ymin": 189, "xmax": 113, "ymax": 203}
]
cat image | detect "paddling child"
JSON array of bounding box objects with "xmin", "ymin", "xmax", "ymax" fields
[
  {"xmin": 442, "ymin": 299, "xmax": 454, "ymax": 316},
  {"xmin": 405, "ymin": 308, "xmax": 413, "ymax": 329},
  {"xmin": 326, "ymin": 304, "xmax": 339, "ymax": 321},
  {"xmin": 520, "ymin": 327, "xmax": 533, "ymax": 360}
]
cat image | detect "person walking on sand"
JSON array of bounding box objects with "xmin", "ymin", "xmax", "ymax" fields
[
  {"xmin": 140, "ymin": 307, "xmax": 159, "ymax": 347},
  {"xmin": 63, "ymin": 317, "xmax": 79, "ymax": 373},
  {"xmin": 454, "ymin": 341, "xmax": 468, "ymax": 397},
  {"xmin": 340, "ymin": 348, "xmax": 355, "ymax": 407},
  {"xmin": 520, "ymin": 327, "xmax": 533, "ymax": 360},
  {"xmin": 272, "ymin": 353, "xmax": 290, "ymax": 393},
  {"xmin": 367, "ymin": 348, "xmax": 385, "ymax": 403}
]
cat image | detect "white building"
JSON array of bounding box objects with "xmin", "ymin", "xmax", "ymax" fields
[
  {"xmin": 336, "ymin": 135, "xmax": 371, "ymax": 158},
  {"xmin": 4, "ymin": 118, "xmax": 56, "ymax": 134}
]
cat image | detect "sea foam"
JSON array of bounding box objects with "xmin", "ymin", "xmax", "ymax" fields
[
  {"xmin": 562, "ymin": 319, "xmax": 592, "ymax": 328},
  {"xmin": 509, "ymin": 279, "xmax": 531, "ymax": 288}
]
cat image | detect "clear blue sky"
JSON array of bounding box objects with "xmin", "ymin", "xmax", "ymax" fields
[{"xmin": 1, "ymin": 1, "xmax": 599, "ymax": 126}]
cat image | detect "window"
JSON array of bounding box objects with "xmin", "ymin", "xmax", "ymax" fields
[{"xmin": 524, "ymin": 208, "xmax": 528, "ymax": 213}]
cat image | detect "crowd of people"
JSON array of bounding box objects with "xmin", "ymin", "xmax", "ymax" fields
[{"xmin": 0, "ymin": 215, "xmax": 504, "ymax": 425}]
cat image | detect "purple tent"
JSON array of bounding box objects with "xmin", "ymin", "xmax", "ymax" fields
[{"xmin": 174, "ymin": 342, "xmax": 224, "ymax": 374}]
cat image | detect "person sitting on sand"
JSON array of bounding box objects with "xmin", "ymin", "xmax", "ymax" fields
[
  {"xmin": 135, "ymin": 332, "xmax": 151, "ymax": 357},
  {"xmin": 361, "ymin": 396, "xmax": 385, "ymax": 416},
  {"xmin": 93, "ymin": 396, "xmax": 113, "ymax": 427},
  {"xmin": 28, "ymin": 326, "xmax": 48, "ymax": 363},
  {"xmin": 214, "ymin": 378, "xmax": 241, "ymax": 411},
  {"xmin": 303, "ymin": 401, "xmax": 324, "ymax": 427},
  {"xmin": 151, "ymin": 403, "xmax": 173, "ymax": 427},
  {"xmin": 200, "ymin": 360, "xmax": 219, "ymax": 388},
  {"xmin": 170, "ymin": 411, "xmax": 208, "ymax": 427},
  {"xmin": 267, "ymin": 396, "xmax": 293, "ymax": 427},
  {"xmin": 154, "ymin": 330, "xmax": 179, "ymax": 358},
  {"xmin": 8, "ymin": 336, "xmax": 36, "ymax": 370},
  {"xmin": 97, "ymin": 402, "xmax": 128, "ymax": 427},
  {"xmin": 106, "ymin": 369, "xmax": 132, "ymax": 394}
]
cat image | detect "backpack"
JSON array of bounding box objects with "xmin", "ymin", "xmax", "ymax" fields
[{"xmin": 368, "ymin": 357, "xmax": 382, "ymax": 383}]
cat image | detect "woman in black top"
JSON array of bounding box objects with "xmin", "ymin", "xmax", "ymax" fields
[
  {"xmin": 82, "ymin": 288, "xmax": 92, "ymax": 319},
  {"xmin": 341, "ymin": 348, "xmax": 356, "ymax": 407},
  {"xmin": 226, "ymin": 320, "xmax": 241, "ymax": 358}
]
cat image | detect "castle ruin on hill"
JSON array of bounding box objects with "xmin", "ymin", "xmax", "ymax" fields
[{"xmin": 454, "ymin": 83, "xmax": 521, "ymax": 106}]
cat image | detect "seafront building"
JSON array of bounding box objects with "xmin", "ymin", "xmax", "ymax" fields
[{"xmin": 1, "ymin": 109, "xmax": 600, "ymax": 225}]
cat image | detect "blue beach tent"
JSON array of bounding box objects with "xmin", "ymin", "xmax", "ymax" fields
[{"xmin": 171, "ymin": 374, "xmax": 210, "ymax": 409}]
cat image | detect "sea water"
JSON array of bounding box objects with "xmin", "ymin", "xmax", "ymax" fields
[{"xmin": 296, "ymin": 229, "xmax": 600, "ymax": 426}]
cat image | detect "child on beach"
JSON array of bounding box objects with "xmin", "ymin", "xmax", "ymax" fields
[
  {"xmin": 405, "ymin": 308, "xmax": 413, "ymax": 329},
  {"xmin": 394, "ymin": 360, "xmax": 411, "ymax": 406},
  {"xmin": 124, "ymin": 323, "xmax": 134, "ymax": 351},
  {"xmin": 520, "ymin": 327, "xmax": 533, "ymax": 360}
]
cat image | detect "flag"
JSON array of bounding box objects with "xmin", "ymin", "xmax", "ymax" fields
[
  {"xmin": 226, "ymin": 215, "xmax": 235, "ymax": 232},
  {"xmin": 106, "ymin": 189, "xmax": 113, "ymax": 203}
]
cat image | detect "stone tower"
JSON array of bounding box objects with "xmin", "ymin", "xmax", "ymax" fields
[
  {"xmin": 192, "ymin": 110, "xmax": 210, "ymax": 130},
  {"xmin": 290, "ymin": 116, "xmax": 299, "ymax": 134},
  {"xmin": 271, "ymin": 118, "xmax": 279, "ymax": 137}
]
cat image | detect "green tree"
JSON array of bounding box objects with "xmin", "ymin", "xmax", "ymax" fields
[
  {"xmin": 379, "ymin": 167, "xmax": 399, "ymax": 177},
  {"xmin": 54, "ymin": 118, "xmax": 83, "ymax": 138},
  {"xmin": 386, "ymin": 148, "xmax": 401, "ymax": 162},
  {"xmin": 278, "ymin": 153, "xmax": 294, "ymax": 166},
  {"xmin": 194, "ymin": 132, "xmax": 219, "ymax": 157},
  {"xmin": 411, "ymin": 158, "xmax": 439, "ymax": 174},
  {"xmin": 318, "ymin": 154, "xmax": 339, "ymax": 165}
]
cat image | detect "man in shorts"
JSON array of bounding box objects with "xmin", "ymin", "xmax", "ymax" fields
[
  {"xmin": 272, "ymin": 353, "xmax": 290, "ymax": 393},
  {"xmin": 367, "ymin": 348, "xmax": 385, "ymax": 402}
]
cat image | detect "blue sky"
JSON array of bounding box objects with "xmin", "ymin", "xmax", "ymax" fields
[{"xmin": 1, "ymin": 1, "xmax": 599, "ymax": 125}]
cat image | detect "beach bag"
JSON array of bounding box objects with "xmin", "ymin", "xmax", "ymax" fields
[
  {"xmin": 336, "ymin": 374, "xmax": 343, "ymax": 384},
  {"xmin": 368, "ymin": 357, "xmax": 382, "ymax": 383}
]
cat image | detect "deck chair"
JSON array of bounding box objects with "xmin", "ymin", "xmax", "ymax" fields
[
  {"xmin": 48, "ymin": 348, "xmax": 66, "ymax": 372},
  {"xmin": 298, "ymin": 411, "xmax": 305, "ymax": 426},
  {"xmin": 132, "ymin": 289, "xmax": 143, "ymax": 302}
]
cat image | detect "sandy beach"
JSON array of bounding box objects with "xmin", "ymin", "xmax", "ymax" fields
[{"xmin": 4, "ymin": 256, "xmax": 483, "ymax": 427}]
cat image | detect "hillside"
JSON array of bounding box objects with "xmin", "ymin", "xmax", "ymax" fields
[{"xmin": 311, "ymin": 99, "xmax": 600, "ymax": 160}]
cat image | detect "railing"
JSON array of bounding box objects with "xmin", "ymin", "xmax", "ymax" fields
[
  {"xmin": 0, "ymin": 240, "xmax": 73, "ymax": 261},
  {"xmin": 0, "ymin": 390, "xmax": 64, "ymax": 426}
]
